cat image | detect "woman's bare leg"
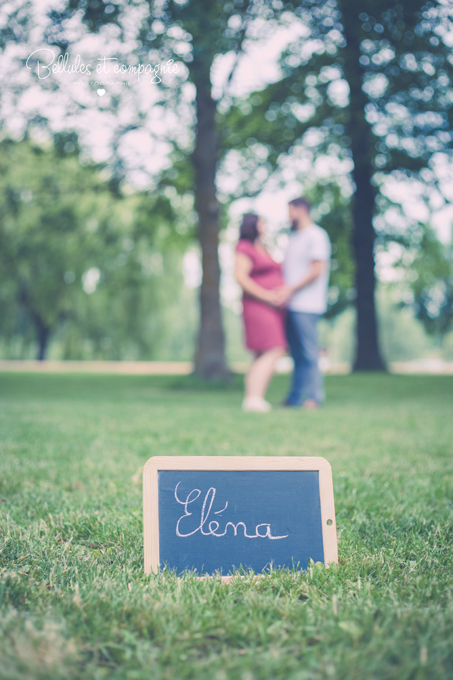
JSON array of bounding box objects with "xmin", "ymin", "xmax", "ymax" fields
[{"xmin": 245, "ymin": 347, "xmax": 285, "ymax": 400}]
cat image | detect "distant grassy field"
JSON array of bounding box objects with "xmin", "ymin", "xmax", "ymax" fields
[{"xmin": 0, "ymin": 372, "xmax": 452, "ymax": 680}]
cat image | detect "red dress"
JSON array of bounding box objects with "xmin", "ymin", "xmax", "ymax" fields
[{"xmin": 236, "ymin": 239, "xmax": 287, "ymax": 353}]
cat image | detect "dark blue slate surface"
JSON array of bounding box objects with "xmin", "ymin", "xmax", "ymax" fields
[{"xmin": 158, "ymin": 470, "xmax": 324, "ymax": 574}]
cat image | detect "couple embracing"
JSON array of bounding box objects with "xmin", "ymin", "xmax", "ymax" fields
[{"xmin": 235, "ymin": 197, "xmax": 331, "ymax": 413}]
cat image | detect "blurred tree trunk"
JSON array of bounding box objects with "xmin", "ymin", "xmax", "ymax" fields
[
  {"xmin": 342, "ymin": 6, "xmax": 386, "ymax": 371},
  {"xmin": 190, "ymin": 75, "xmax": 229, "ymax": 380},
  {"xmin": 36, "ymin": 319, "xmax": 50, "ymax": 361}
]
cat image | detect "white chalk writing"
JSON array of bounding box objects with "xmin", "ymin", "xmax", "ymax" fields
[{"xmin": 174, "ymin": 482, "xmax": 288, "ymax": 540}]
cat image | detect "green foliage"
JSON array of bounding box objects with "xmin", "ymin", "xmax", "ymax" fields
[
  {"xmin": 319, "ymin": 289, "xmax": 435, "ymax": 365},
  {"xmin": 402, "ymin": 224, "xmax": 453, "ymax": 336},
  {"xmin": 223, "ymin": 0, "xmax": 452, "ymax": 176},
  {"xmin": 220, "ymin": 0, "xmax": 453, "ymax": 327},
  {"xmin": 376, "ymin": 285, "xmax": 434, "ymax": 361},
  {"xmin": 5, "ymin": 0, "xmax": 453, "ymax": 358},
  {"xmin": 0, "ymin": 372, "xmax": 453, "ymax": 679},
  {"xmin": 0, "ymin": 137, "xmax": 111, "ymax": 357},
  {"xmin": 0, "ymin": 138, "xmax": 187, "ymax": 359}
]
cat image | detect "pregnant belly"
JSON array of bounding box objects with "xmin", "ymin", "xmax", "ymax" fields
[{"xmin": 251, "ymin": 272, "xmax": 285, "ymax": 290}]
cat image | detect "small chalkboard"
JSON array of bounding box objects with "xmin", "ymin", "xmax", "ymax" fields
[{"xmin": 143, "ymin": 457, "xmax": 337, "ymax": 575}]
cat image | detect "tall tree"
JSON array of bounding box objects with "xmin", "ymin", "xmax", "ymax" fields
[
  {"xmin": 53, "ymin": 0, "xmax": 273, "ymax": 379},
  {"xmin": 340, "ymin": 0, "xmax": 384, "ymax": 370},
  {"xmin": 223, "ymin": 0, "xmax": 453, "ymax": 370},
  {"xmin": 170, "ymin": 1, "xmax": 234, "ymax": 379}
]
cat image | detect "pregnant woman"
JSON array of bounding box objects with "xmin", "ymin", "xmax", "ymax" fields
[{"xmin": 235, "ymin": 213, "xmax": 287, "ymax": 413}]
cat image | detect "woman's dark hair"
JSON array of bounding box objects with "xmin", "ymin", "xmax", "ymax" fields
[{"xmin": 239, "ymin": 213, "xmax": 260, "ymax": 242}]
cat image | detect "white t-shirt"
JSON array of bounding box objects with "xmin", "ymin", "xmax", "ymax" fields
[{"xmin": 283, "ymin": 224, "xmax": 331, "ymax": 314}]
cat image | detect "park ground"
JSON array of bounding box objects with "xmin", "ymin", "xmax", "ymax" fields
[{"xmin": 0, "ymin": 372, "xmax": 452, "ymax": 680}]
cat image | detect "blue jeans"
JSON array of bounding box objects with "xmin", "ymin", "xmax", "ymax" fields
[{"xmin": 285, "ymin": 311, "xmax": 323, "ymax": 406}]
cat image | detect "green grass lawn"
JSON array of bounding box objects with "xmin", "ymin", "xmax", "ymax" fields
[{"xmin": 0, "ymin": 372, "xmax": 452, "ymax": 680}]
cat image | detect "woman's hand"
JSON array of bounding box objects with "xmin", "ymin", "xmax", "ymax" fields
[
  {"xmin": 261, "ymin": 289, "xmax": 282, "ymax": 306},
  {"xmin": 268, "ymin": 285, "xmax": 293, "ymax": 308},
  {"xmin": 235, "ymin": 252, "xmax": 293, "ymax": 307}
]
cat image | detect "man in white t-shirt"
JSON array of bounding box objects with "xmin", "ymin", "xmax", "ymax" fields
[{"xmin": 280, "ymin": 197, "xmax": 331, "ymax": 409}]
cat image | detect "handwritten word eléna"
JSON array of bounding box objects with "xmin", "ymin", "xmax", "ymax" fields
[{"xmin": 174, "ymin": 483, "xmax": 288, "ymax": 540}]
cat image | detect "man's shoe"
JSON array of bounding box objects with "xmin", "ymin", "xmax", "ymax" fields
[
  {"xmin": 280, "ymin": 400, "xmax": 301, "ymax": 408},
  {"xmin": 302, "ymin": 399, "xmax": 319, "ymax": 410}
]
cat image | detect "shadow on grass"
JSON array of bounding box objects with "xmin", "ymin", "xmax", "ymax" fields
[{"xmin": 169, "ymin": 373, "xmax": 244, "ymax": 392}]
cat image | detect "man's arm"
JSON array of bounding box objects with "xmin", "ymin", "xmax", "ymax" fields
[
  {"xmin": 274, "ymin": 260, "xmax": 328, "ymax": 306},
  {"xmin": 290, "ymin": 259, "xmax": 328, "ymax": 294}
]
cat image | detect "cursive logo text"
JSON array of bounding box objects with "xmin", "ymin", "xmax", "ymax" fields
[{"xmin": 26, "ymin": 49, "xmax": 179, "ymax": 83}]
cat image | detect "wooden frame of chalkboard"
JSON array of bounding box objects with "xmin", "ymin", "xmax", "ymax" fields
[{"xmin": 143, "ymin": 456, "xmax": 337, "ymax": 575}]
